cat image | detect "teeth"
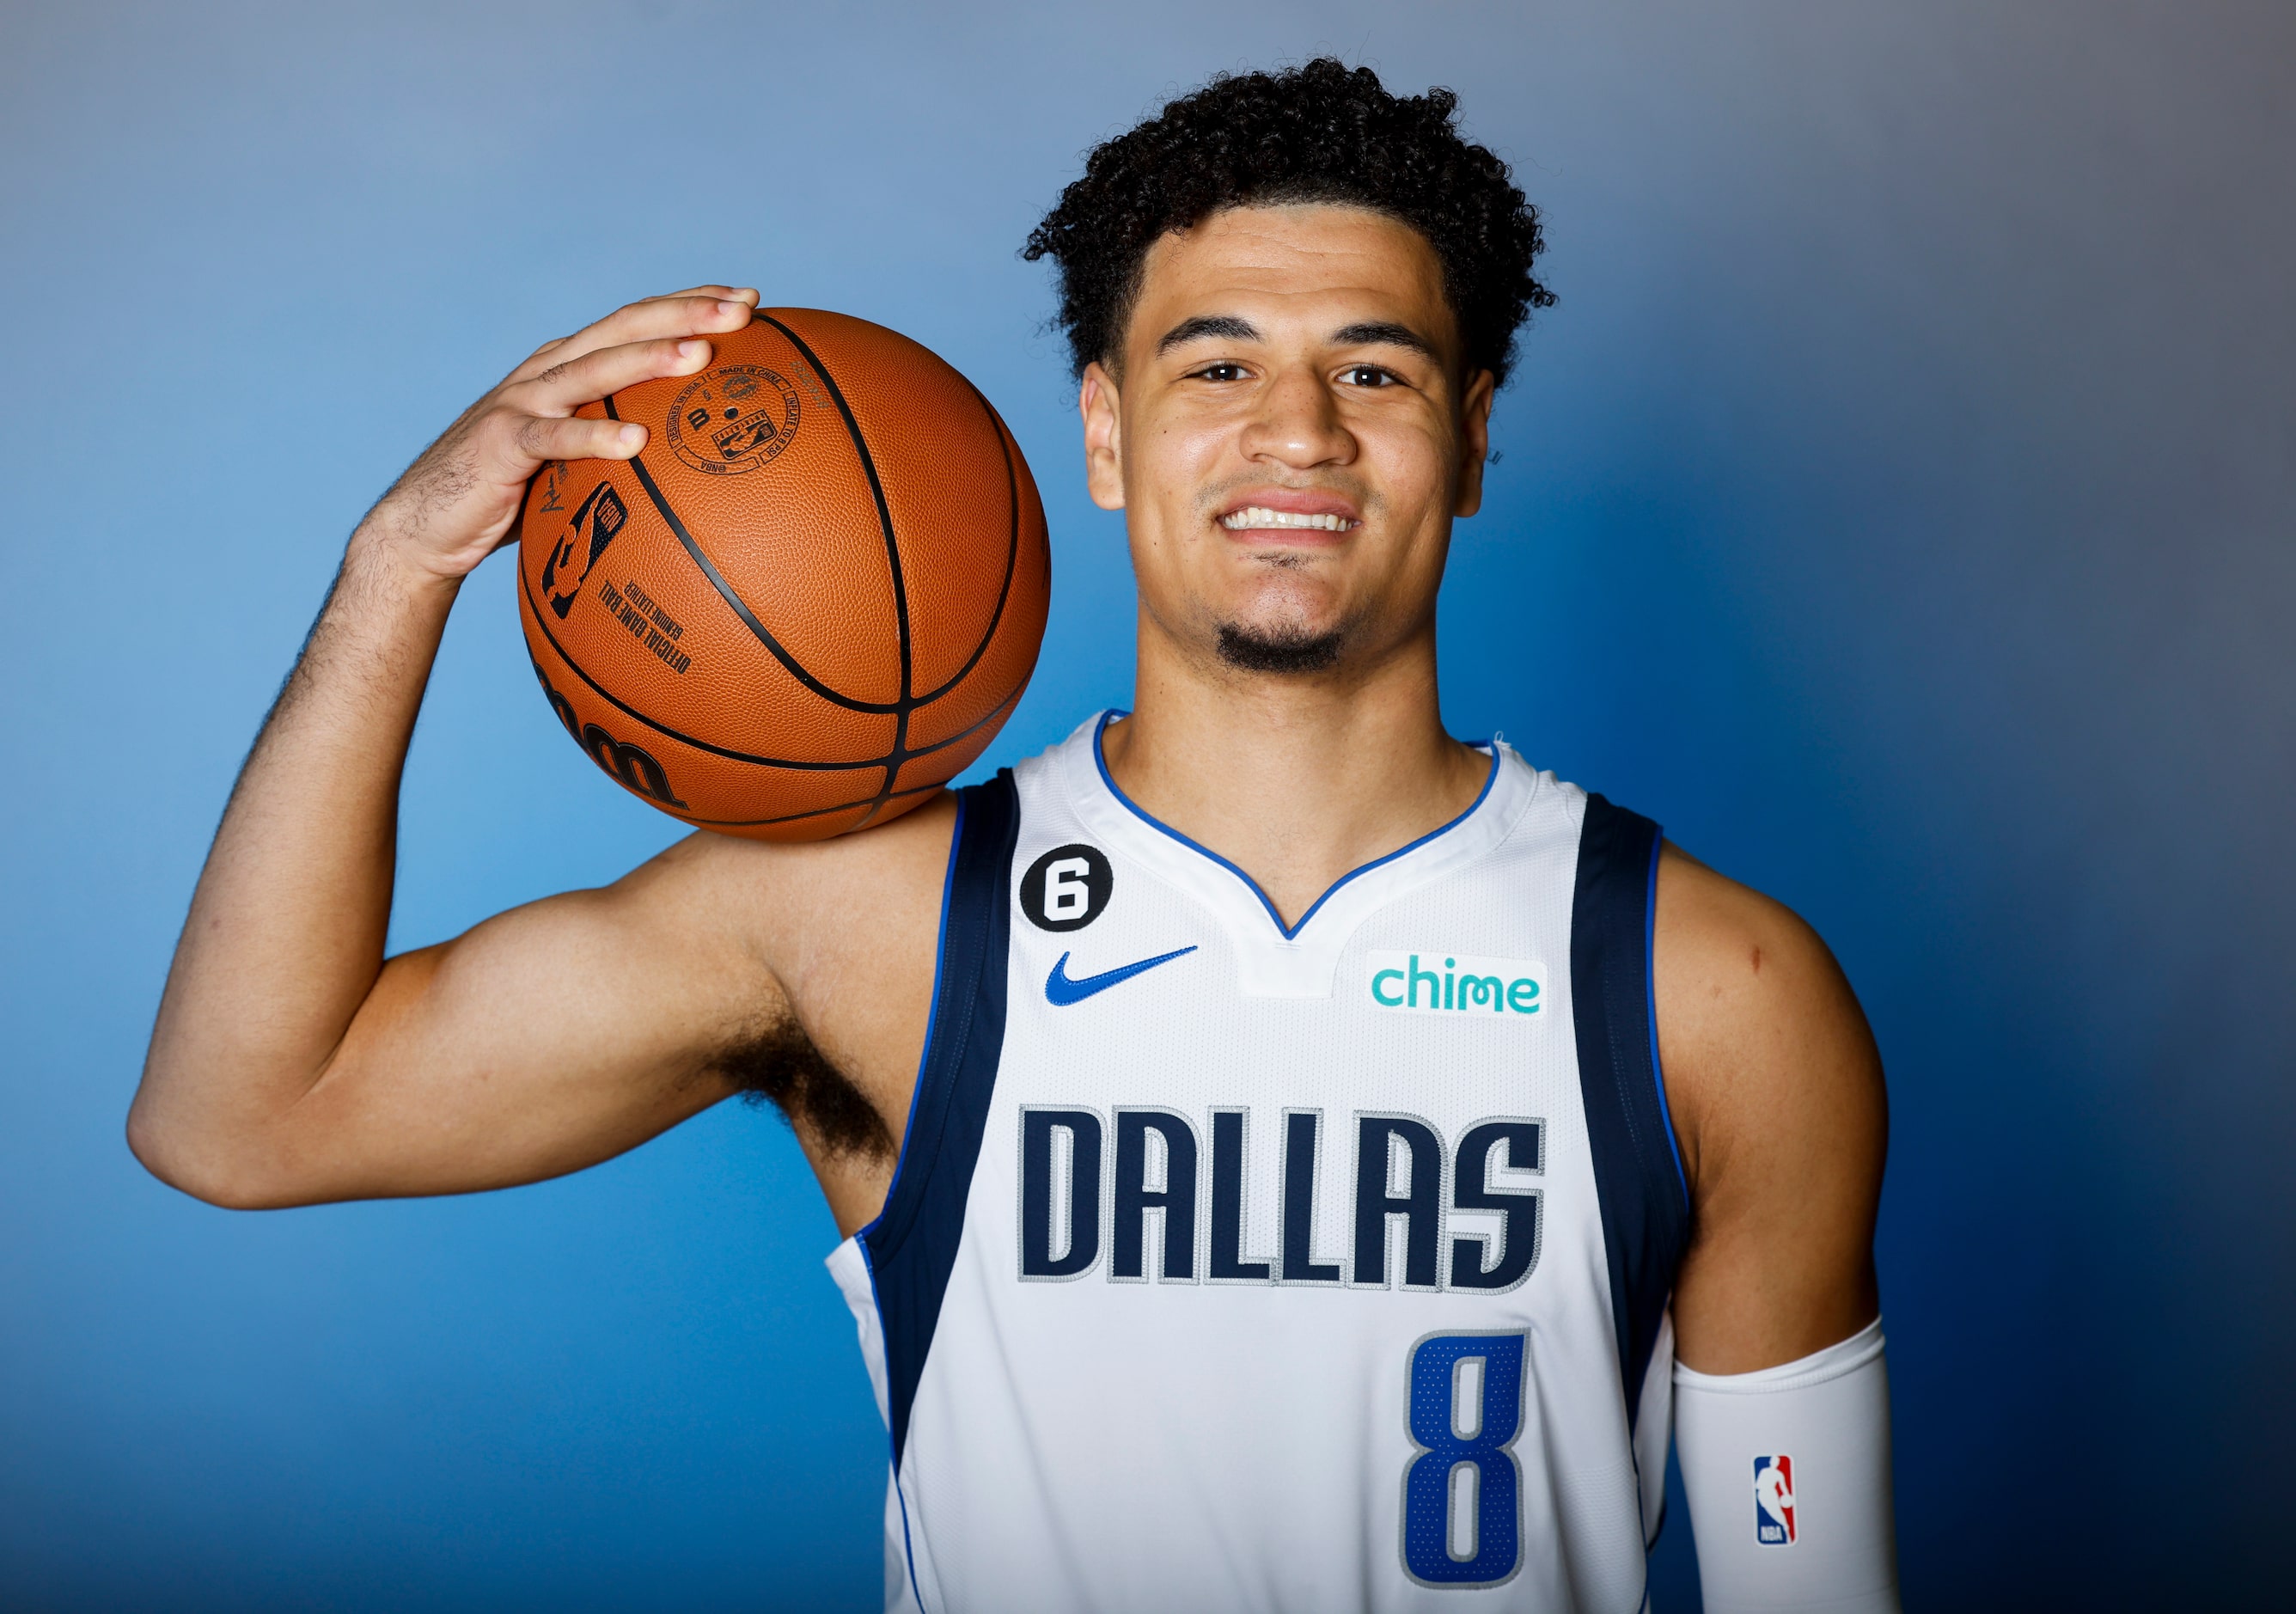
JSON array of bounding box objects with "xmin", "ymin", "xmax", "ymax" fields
[{"xmin": 1219, "ymin": 506, "xmax": 1353, "ymax": 532}]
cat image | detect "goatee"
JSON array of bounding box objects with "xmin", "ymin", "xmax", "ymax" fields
[{"xmin": 1215, "ymin": 622, "xmax": 1345, "ymax": 675}]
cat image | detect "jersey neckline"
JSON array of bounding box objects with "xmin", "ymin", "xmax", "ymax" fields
[
  {"xmin": 1088, "ymin": 709, "xmax": 1501, "ymax": 941},
  {"xmin": 1056, "ymin": 710, "xmax": 1542, "ymax": 998}
]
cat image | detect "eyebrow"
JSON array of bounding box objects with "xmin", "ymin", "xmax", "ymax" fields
[
  {"xmin": 1156, "ymin": 314, "xmax": 1261, "ymax": 354},
  {"xmin": 1151, "ymin": 315, "xmax": 1441, "ymax": 361},
  {"xmin": 1330, "ymin": 321, "xmax": 1438, "ymax": 358}
]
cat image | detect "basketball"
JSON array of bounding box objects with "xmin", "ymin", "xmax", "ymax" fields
[{"xmin": 516, "ymin": 309, "xmax": 1049, "ymax": 840}]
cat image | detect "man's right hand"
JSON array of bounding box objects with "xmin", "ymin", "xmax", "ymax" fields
[{"xmin": 362, "ymin": 285, "xmax": 758, "ymax": 582}]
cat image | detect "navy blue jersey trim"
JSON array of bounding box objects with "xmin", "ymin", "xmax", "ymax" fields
[
  {"xmin": 1090, "ymin": 709, "xmax": 1499, "ymax": 939},
  {"xmin": 859, "ymin": 792, "xmax": 969, "ymax": 1247},
  {"xmin": 1643, "ymin": 834, "xmax": 1690, "ymax": 1206},
  {"xmin": 861, "ymin": 770, "xmax": 1021, "ymax": 1464},
  {"xmin": 858, "ymin": 1238, "xmax": 935, "ymax": 1614},
  {"xmin": 1571, "ymin": 794, "xmax": 1691, "ymax": 1429}
]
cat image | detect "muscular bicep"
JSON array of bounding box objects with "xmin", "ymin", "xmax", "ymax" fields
[
  {"xmin": 1656, "ymin": 844, "xmax": 1887, "ymax": 1373},
  {"xmin": 251, "ymin": 835, "xmax": 773, "ymax": 1205}
]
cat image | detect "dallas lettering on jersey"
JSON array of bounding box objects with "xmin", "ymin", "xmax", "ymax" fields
[
  {"xmin": 1365, "ymin": 951, "xmax": 1546, "ymax": 1018},
  {"xmin": 1017, "ymin": 1107, "xmax": 1545, "ymax": 1293}
]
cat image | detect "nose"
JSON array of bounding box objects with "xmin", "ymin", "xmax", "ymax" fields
[{"xmin": 1237, "ymin": 362, "xmax": 1356, "ymax": 471}]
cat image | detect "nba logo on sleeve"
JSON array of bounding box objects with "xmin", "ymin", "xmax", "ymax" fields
[{"xmin": 1754, "ymin": 1454, "xmax": 1796, "ymax": 1546}]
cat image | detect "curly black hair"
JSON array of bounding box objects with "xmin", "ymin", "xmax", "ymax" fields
[{"xmin": 1023, "ymin": 58, "xmax": 1554, "ymax": 388}]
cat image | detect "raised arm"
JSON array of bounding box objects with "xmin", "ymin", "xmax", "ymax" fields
[{"xmin": 131, "ymin": 289, "xmax": 787, "ymax": 1208}]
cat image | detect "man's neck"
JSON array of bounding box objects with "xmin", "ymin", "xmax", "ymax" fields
[{"xmin": 1100, "ymin": 620, "xmax": 1490, "ymax": 927}]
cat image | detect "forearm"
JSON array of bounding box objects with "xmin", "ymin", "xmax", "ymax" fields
[
  {"xmin": 133, "ymin": 526, "xmax": 455, "ymax": 1192},
  {"xmin": 1676, "ymin": 1319, "xmax": 1899, "ymax": 1611}
]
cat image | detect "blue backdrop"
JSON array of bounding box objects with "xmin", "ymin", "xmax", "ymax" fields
[{"xmin": 3, "ymin": 3, "xmax": 2289, "ymax": 1606}]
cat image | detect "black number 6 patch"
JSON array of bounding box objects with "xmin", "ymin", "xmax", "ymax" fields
[{"xmin": 1021, "ymin": 844, "xmax": 1113, "ymax": 932}]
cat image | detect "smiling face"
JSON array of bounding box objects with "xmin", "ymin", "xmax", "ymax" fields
[{"xmin": 1081, "ymin": 204, "xmax": 1493, "ymax": 679}]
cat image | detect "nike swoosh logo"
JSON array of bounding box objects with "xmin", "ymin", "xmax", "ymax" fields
[{"xmin": 1044, "ymin": 945, "xmax": 1199, "ymax": 1006}]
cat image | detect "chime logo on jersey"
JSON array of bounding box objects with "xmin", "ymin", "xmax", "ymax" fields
[
  {"xmin": 1367, "ymin": 951, "xmax": 1546, "ymax": 1019},
  {"xmin": 1754, "ymin": 1454, "xmax": 1796, "ymax": 1545}
]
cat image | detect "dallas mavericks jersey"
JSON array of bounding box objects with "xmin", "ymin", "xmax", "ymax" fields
[{"xmin": 826, "ymin": 713, "xmax": 1690, "ymax": 1612}]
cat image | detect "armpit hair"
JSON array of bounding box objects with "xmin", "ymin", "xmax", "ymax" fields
[{"xmin": 715, "ymin": 1016, "xmax": 895, "ymax": 1163}]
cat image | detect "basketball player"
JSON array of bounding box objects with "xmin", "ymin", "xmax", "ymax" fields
[{"xmin": 132, "ymin": 60, "xmax": 1897, "ymax": 1611}]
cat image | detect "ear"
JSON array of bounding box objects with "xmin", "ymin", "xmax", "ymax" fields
[
  {"xmin": 1079, "ymin": 361, "xmax": 1126, "ymax": 511},
  {"xmin": 1451, "ymin": 369, "xmax": 1497, "ymax": 519}
]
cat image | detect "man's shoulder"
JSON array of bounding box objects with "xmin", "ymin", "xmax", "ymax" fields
[
  {"xmin": 1650, "ymin": 842, "xmax": 1885, "ymax": 1192},
  {"xmin": 633, "ymin": 790, "xmax": 963, "ymax": 947},
  {"xmin": 630, "ymin": 716, "xmax": 1096, "ymax": 972},
  {"xmin": 1652, "ymin": 843, "xmax": 1842, "ymax": 1016}
]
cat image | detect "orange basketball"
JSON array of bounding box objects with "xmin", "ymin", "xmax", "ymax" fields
[{"xmin": 516, "ymin": 309, "xmax": 1050, "ymax": 841}]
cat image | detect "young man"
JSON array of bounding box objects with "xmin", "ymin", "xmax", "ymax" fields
[{"xmin": 134, "ymin": 60, "xmax": 1897, "ymax": 1614}]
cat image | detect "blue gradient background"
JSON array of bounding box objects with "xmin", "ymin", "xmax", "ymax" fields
[{"xmin": 3, "ymin": 3, "xmax": 2289, "ymax": 1606}]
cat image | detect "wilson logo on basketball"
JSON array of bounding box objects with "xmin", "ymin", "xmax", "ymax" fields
[
  {"xmin": 666, "ymin": 364, "xmax": 802, "ymax": 475},
  {"xmin": 528, "ymin": 662, "xmax": 687, "ymax": 809},
  {"xmin": 582, "ymin": 724, "xmax": 686, "ymax": 807}
]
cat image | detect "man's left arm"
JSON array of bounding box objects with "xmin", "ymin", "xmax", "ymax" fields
[{"xmin": 1654, "ymin": 842, "xmax": 1899, "ymax": 1611}]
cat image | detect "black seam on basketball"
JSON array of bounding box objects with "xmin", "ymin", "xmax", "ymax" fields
[
  {"xmin": 753, "ymin": 313, "xmax": 918, "ymax": 810},
  {"xmin": 601, "ymin": 394, "xmax": 900, "ymax": 715},
  {"xmin": 853, "ymin": 677, "xmax": 1026, "ymax": 829},
  {"xmin": 679, "ymin": 780, "xmax": 946, "ymax": 829},
  {"xmin": 524, "ymin": 565, "xmax": 907, "ymax": 772},
  {"xmin": 909, "ymin": 378, "xmax": 1023, "ymax": 707},
  {"xmin": 521, "ymin": 564, "xmax": 1014, "ymax": 779}
]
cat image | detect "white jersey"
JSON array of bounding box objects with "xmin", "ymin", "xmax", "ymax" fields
[{"xmin": 827, "ymin": 713, "xmax": 1690, "ymax": 1612}]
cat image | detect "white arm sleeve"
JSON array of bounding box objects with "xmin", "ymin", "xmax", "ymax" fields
[{"xmin": 1672, "ymin": 1317, "xmax": 1900, "ymax": 1612}]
